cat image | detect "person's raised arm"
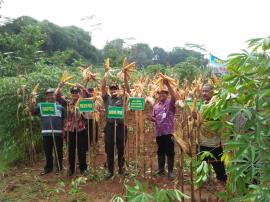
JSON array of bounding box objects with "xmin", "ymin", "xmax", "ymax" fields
[
  {"xmin": 164, "ymin": 79, "xmax": 176, "ymax": 101},
  {"xmin": 124, "ymin": 71, "xmax": 131, "ymax": 94},
  {"xmin": 55, "ymin": 82, "xmax": 64, "ymax": 98}
]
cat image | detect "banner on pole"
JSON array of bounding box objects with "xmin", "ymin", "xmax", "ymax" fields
[
  {"xmin": 129, "ymin": 97, "xmax": 145, "ymax": 110},
  {"xmin": 40, "ymin": 102, "xmax": 56, "ymax": 116},
  {"xmin": 108, "ymin": 106, "xmax": 124, "ymax": 119},
  {"xmin": 78, "ymin": 99, "xmax": 94, "ymax": 112}
]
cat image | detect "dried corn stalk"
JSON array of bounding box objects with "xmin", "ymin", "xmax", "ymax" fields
[
  {"xmin": 104, "ymin": 58, "xmax": 110, "ymax": 72},
  {"xmin": 79, "ymin": 65, "xmax": 99, "ymax": 85},
  {"xmin": 153, "ymin": 73, "xmax": 178, "ymax": 92},
  {"xmin": 29, "ymin": 83, "xmax": 39, "ymax": 104},
  {"xmin": 173, "ymin": 129, "xmax": 191, "ymax": 157},
  {"xmin": 116, "ymin": 57, "xmax": 136, "ymax": 80}
]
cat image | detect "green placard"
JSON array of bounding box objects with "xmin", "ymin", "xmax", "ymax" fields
[
  {"xmin": 78, "ymin": 99, "xmax": 94, "ymax": 112},
  {"xmin": 108, "ymin": 106, "xmax": 124, "ymax": 119},
  {"xmin": 129, "ymin": 97, "xmax": 145, "ymax": 110},
  {"xmin": 40, "ymin": 102, "xmax": 56, "ymax": 116},
  {"xmin": 186, "ymin": 99, "xmax": 202, "ymax": 112}
]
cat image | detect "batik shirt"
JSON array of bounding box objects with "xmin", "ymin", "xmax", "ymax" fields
[{"xmin": 152, "ymin": 99, "xmax": 176, "ymax": 136}]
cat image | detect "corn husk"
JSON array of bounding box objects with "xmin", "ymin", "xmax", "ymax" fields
[
  {"xmin": 173, "ymin": 131, "xmax": 191, "ymax": 157},
  {"xmin": 60, "ymin": 70, "xmax": 75, "ymax": 84}
]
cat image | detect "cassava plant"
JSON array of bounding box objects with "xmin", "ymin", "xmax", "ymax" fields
[{"xmin": 203, "ymin": 36, "xmax": 270, "ymax": 201}]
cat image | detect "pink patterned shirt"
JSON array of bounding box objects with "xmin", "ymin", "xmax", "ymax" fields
[{"xmin": 152, "ymin": 99, "xmax": 176, "ymax": 136}]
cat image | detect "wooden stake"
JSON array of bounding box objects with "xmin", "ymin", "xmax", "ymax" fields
[
  {"xmin": 142, "ymin": 112, "xmax": 146, "ymax": 178},
  {"xmin": 135, "ymin": 111, "xmax": 138, "ymax": 173},
  {"xmin": 49, "ymin": 116, "xmax": 61, "ymax": 173},
  {"xmin": 92, "ymin": 113, "xmax": 96, "ymax": 171},
  {"xmin": 114, "ymin": 120, "xmax": 117, "ymax": 172},
  {"xmin": 74, "ymin": 109, "xmax": 78, "ymax": 176},
  {"xmin": 66, "ymin": 104, "xmax": 70, "ymax": 173},
  {"xmin": 187, "ymin": 117, "xmax": 195, "ymax": 202},
  {"xmin": 87, "ymin": 118, "xmax": 91, "ymax": 171}
]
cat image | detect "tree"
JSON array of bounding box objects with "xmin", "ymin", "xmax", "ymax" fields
[
  {"xmin": 167, "ymin": 47, "xmax": 206, "ymax": 67},
  {"xmin": 152, "ymin": 46, "xmax": 168, "ymax": 65},
  {"xmin": 130, "ymin": 43, "xmax": 153, "ymax": 67},
  {"xmin": 102, "ymin": 38, "xmax": 127, "ymax": 67},
  {"xmin": 0, "ymin": 24, "xmax": 44, "ymax": 76},
  {"xmin": 0, "ymin": 16, "xmax": 100, "ymax": 64},
  {"xmin": 174, "ymin": 57, "xmax": 202, "ymax": 83}
]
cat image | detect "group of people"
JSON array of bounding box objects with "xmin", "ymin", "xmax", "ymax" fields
[{"xmin": 31, "ymin": 71, "xmax": 227, "ymax": 185}]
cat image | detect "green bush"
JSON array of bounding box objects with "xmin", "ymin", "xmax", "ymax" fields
[
  {"xmin": 0, "ymin": 64, "xmax": 63, "ymax": 172},
  {"xmin": 204, "ymin": 36, "xmax": 270, "ymax": 201}
]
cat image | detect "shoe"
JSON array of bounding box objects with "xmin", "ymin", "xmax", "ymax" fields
[
  {"xmin": 105, "ymin": 171, "xmax": 114, "ymax": 180},
  {"xmin": 167, "ymin": 156, "xmax": 175, "ymax": 180},
  {"xmin": 157, "ymin": 155, "xmax": 165, "ymax": 176},
  {"xmin": 81, "ymin": 169, "xmax": 89, "ymax": 176},
  {"xmin": 118, "ymin": 168, "xmax": 124, "ymax": 176},
  {"xmin": 56, "ymin": 169, "xmax": 61, "ymax": 175},
  {"xmin": 40, "ymin": 170, "xmax": 52, "ymax": 176},
  {"xmin": 168, "ymin": 171, "xmax": 175, "ymax": 180},
  {"xmin": 156, "ymin": 169, "xmax": 165, "ymax": 176},
  {"xmin": 119, "ymin": 168, "xmax": 128, "ymax": 176},
  {"xmin": 67, "ymin": 170, "xmax": 74, "ymax": 176}
]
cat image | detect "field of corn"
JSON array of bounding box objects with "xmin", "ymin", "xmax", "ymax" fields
[{"xmin": 1, "ymin": 35, "xmax": 270, "ymax": 202}]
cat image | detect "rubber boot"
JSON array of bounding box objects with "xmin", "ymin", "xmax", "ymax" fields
[
  {"xmin": 106, "ymin": 157, "xmax": 114, "ymax": 179},
  {"xmin": 156, "ymin": 155, "xmax": 165, "ymax": 175},
  {"xmin": 118, "ymin": 156, "xmax": 124, "ymax": 175},
  {"xmin": 167, "ymin": 156, "xmax": 175, "ymax": 180}
]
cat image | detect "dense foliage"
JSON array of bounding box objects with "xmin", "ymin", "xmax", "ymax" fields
[
  {"xmin": 204, "ymin": 36, "xmax": 270, "ymax": 200},
  {"xmin": 0, "ymin": 16, "xmax": 99, "ymax": 64}
]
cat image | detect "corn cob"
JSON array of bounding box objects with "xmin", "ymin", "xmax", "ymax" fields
[
  {"xmin": 104, "ymin": 58, "xmax": 110, "ymax": 72},
  {"xmin": 65, "ymin": 82, "xmax": 76, "ymax": 87},
  {"xmin": 173, "ymin": 131, "xmax": 191, "ymax": 156},
  {"xmin": 60, "ymin": 71, "xmax": 75, "ymax": 83}
]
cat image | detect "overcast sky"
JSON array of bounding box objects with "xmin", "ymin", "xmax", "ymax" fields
[{"xmin": 1, "ymin": 0, "xmax": 270, "ymax": 58}]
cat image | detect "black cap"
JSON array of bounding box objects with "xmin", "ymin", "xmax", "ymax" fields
[
  {"xmin": 109, "ymin": 83, "xmax": 119, "ymax": 90},
  {"xmin": 87, "ymin": 87, "xmax": 94, "ymax": 92},
  {"xmin": 70, "ymin": 86, "xmax": 80, "ymax": 93}
]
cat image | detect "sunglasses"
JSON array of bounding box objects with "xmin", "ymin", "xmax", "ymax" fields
[{"xmin": 71, "ymin": 91, "xmax": 79, "ymax": 94}]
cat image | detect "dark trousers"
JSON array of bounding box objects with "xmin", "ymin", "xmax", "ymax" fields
[
  {"xmin": 156, "ymin": 134, "xmax": 175, "ymax": 157},
  {"xmin": 68, "ymin": 130, "xmax": 88, "ymax": 172},
  {"xmin": 42, "ymin": 135, "xmax": 63, "ymax": 172},
  {"xmin": 199, "ymin": 145, "xmax": 227, "ymax": 182},
  {"xmin": 104, "ymin": 122, "xmax": 127, "ymax": 173},
  {"xmin": 86, "ymin": 119, "xmax": 99, "ymax": 145},
  {"xmin": 156, "ymin": 134, "xmax": 175, "ymax": 171}
]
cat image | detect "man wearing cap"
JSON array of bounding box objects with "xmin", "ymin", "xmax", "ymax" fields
[
  {"xmin": 101, "ymin": 71, "xmax": 130, "ymax": 179},
  {"xmin": 55, "ymin": 84, "xmax": 89, "ymax": 176},
  {"xmin": 30, "ymin": 88, "xmax": 66, "ymax": 175},
  {"xmin": 150, "ymin": 79, "xmax": 176, "ymax": 180},
  {"xmin": 197, "ymin": 84, "xmax": 227, "ymax": 187}
]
